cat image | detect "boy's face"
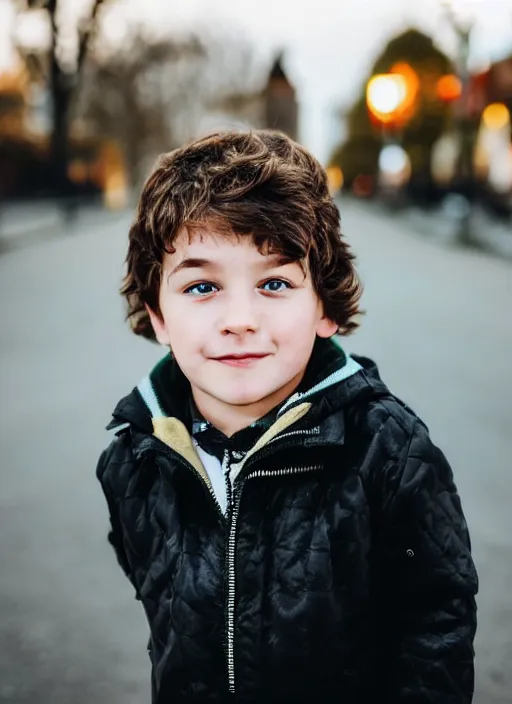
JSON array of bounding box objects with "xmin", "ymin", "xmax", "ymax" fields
[{"xmin": 147, "ymin": 226, "xmax": 337, "ymax": 432}]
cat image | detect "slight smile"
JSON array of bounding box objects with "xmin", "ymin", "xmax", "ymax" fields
[{"xmin": 212, "ymin": 353, "xmax": 270, "ymax": 368}]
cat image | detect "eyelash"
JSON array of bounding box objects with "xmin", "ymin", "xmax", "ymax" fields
[{"xmin": 183, "ymin": 279, "xmax": 293, "ymax": 296}]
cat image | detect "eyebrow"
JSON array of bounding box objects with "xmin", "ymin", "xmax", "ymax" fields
[
  {"xmin": 167, "ymin": 253, "xmax": 297, "ymax": 278},
  {"xmin": 168, "ymin": 258, "xmax": 214, "ymax": 277}
]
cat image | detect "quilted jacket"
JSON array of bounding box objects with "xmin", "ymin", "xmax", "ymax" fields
[{"xmin": 96, "ymin": 339, "xmax": 478, "ymax": 704}]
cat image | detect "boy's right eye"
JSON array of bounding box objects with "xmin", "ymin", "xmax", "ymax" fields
[{"xmin": 183, "ymin": 282, "xmax": 218, "ymax": 296}]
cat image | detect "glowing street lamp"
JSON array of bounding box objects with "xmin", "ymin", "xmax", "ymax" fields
[
  {"xmin": 479, "ymin": 103, "xmax": 512, "ymax": 195},
  {"xmin": 436, "ymin": 74, "xmax": 463, "ymax": 103},
  {"xmin": 379, "ymin": 144, "xmax": 412, "ymax": 189},
  {"xmin": 482, "ymin": 103, "xmax": 511, "ymax": 131},
  {"xmin": 440, "ymin": 0, "xmax": 477, "ymax": 245},
  {"xmin": 366, "ymin": 74, "xmax": 407, "ymax": 124},
  {"xmin": 326, "ymin": 166, "xmax": 344, "ymax": 194}
]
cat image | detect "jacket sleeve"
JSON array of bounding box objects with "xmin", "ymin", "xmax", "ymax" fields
[
  {"xmin": 374, "ymin": 420, "xmax": 478, "ymax": 703},
  {"xmin": 96, "ymin": 436, "xmax": 133, "ymax": 582}
]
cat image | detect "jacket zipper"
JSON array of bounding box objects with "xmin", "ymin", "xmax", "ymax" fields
[
  {"xmin": 247, "ymin": 464, "xmax": 322, "ymax": 479},
  {"xmin": 222, "ymin": 448, "xmax": 237, "ymax": 693},
  {"xmin": 226, "ymin": 481, "xmax": 240, "ymax": 694},
  {"xmin": 267, "ymin": 427, "xmax": 320, "ymax": 445},
  {"xmin": 225, "ymin": 462, "xmax": 322, "ymax": 695},
  {"xmin": 146, "ymin": 438, "xmax": 326, "ymax": 695},
  {"xmin": 222, "ymin": 449, "xmax": 232, "ymax": 515}
]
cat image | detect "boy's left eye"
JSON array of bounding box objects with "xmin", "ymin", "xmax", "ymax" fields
[{"xmin": 260, "ymin": 279, "xmax": 291, "ymax": 293}]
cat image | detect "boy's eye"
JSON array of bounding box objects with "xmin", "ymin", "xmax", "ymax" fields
[
  {"xmin": 184, "ymin": 282, "xmax": 218, "ymax": 296},
  {"xmin": 261, "ymin": 279, "xmax": 291, "ymax": 293}
]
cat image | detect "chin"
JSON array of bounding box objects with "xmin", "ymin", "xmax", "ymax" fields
[
  {"xmin": 221, "ymin": 393, "xmax": 269, "ymax": 407},
  {"xmin": 214, "ymin": 386, "xmax": 274, "ymax": 407}
]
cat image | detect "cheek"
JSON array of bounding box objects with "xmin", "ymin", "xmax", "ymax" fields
[
  {"xmin": 168, "ymin": 322, "xmax": 203, "ymax": 351},
  {"xmin": 269, "ymin": 296, "xmax": 320, "ymax": 331},
  {"xmin": 160, "ymin": 295, "xmax": 205, "ymax": 328},
  {"xmin": 160, "ymin": 301, "xmax": 203, "ymax": 351}
]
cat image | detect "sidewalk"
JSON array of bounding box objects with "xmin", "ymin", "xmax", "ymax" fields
[
  {"xmin": 0, "ymin": 201, "xmax": 61, "ymax": 251},
  {"xmin": 339, "ymin": 196, "xmax": 512, "ymax": 262},
  {"xmin": 403, "ymin": 205, "xmax": 512, "ymax": 261},
  {"xmin": 0, "ymin": 200, "xmax": 129, "ymax": 254}
]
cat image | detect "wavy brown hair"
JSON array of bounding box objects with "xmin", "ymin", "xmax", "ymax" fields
[{"xmin": 121, "ymin": 129, "xmax": 362, "ymax": 340}]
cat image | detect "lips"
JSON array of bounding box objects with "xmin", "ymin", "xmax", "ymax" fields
[
  {"xmin": 212, "ymin": 353, "xmax": 270, "ymax": 367},
  {"xmin": 214, "ymin": 353, "xmax": 269, "ymax": 361}
]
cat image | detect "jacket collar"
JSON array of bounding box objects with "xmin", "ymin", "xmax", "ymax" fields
[{"xmin": 107, "ymin": 338, "xmax": 390, "ymax": 478}]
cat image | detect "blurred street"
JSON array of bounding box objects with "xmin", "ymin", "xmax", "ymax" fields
[{"xmin": 0, "ymin": 200, "xmax": 511, "ymax": 703}]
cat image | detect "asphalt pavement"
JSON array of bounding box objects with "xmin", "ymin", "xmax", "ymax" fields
[{"xmin": 0, "ymin": 201, "xmax": 511, "ymax": 703}]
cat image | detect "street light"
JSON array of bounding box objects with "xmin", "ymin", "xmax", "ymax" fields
[
  {"xmin": 441, "ymin": 0, "xmax": 477, "ymax": 245},
  {"xmin": 482, "ymin": 103, "xmax": 511, "ymax": 131},
  {"xmin": 366, "ymin": 74, "xmax": 408, "ymax": 124},
  {"xmin": 366, "ymin": 66, "xmax": 419, "ymax": 202},
  {"xmin": 480, "ymin": 103, "xmax": 512, "ymax": 196},
  {"xmin": 326, "ymin": 165, "xmax": 344, "ymax": 195},
  {"xmin": 436, "ymin": 74, "xmax": 463, "ymax": 103},
  {"xmin": 366, "ymin": 66, "xmax": 420, "ymax": 128}
]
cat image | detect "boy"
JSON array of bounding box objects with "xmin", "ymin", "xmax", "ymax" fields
[{"xmin": 97, "ymin": 130, "xmax": 478, "ymax": 704}]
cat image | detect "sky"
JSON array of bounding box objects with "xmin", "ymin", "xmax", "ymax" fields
[{"xmin": 1, "ymin": 0, "xmax": 512, "ymax": 161}]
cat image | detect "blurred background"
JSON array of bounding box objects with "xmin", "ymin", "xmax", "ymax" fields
[{"xmin": 0, "ymin": 1, "xmax": 511, "ymax": 702}]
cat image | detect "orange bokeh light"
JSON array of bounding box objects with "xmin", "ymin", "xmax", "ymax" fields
[
  {"xmin": 390, "ymin": 63, "xmax": 420, "ymax": 125},
  {"xmin": 436, "ymin": 74, "xmax": 463, "ymax": 102},
  {"xmin": 482, "ymin": 103, "xmax": 510, "ymax": 130},
  {"xmin": 366, "ymin": 63, "xmax": 420, "ymax": 128},
  {"xmin": 366, "ymin": 74, "xmax": 408, "ymax": 124}
]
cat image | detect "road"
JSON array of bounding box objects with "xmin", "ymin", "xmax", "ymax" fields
[{"xmin": 0, "ymin": 200, "xmax": 511, "ymax": 703}]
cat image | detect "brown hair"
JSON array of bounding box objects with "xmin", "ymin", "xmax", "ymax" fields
[{"xmin": 121, "ymin": 129, "xmax": 362, "ymax": 340}]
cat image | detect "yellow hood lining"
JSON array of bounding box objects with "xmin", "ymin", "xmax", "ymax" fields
[{"xmin": 151, "ymin": 402, "xmax": 312, "ymax": 489}]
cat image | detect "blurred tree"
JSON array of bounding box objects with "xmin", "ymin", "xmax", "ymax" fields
[
  {"xmin": 330, "ymin": 29, "xmax": 453, "ymax": 202},
  {"xmin": 77, "ymin": 29, "xmax": 260, "ymax": 189},
  {"xmin": 18, "ymin": 0, "xmax": 109, "ymax": 198},
  {"xmin": 330, "ymin": 97, "xmax": 382, "ymax": 190}
]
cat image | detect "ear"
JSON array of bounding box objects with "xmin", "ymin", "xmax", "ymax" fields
[
  {"xmin": 316, "ymin": 315, "xmax": 338, "ymax": 339},
  {"xmin": 145, "ymin": 304, "xmax": 171, "ymax": 346}
]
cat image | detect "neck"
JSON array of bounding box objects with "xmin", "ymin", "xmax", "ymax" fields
[{"xmin": 191, "ymin": 370, "xmax": 305, "ymax": 437}]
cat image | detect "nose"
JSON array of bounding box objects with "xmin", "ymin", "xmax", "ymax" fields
[{"xmin": 218, "ymin": 291, "xmax": 259, "ymax": 336}]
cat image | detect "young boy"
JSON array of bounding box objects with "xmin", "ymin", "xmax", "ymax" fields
[{"xmin": 97, "ymin": 130, "xmax": 478, "ymax": 704}]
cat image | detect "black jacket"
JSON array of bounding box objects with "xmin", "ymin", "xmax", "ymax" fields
[{"xmin": 97, "ymin": 341, "xmax": 478, "ymax": 703}]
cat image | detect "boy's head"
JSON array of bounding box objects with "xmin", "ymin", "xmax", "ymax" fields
[{"xmin": 122, "ymin": 130, "xmax": 362, "ymax": 429}]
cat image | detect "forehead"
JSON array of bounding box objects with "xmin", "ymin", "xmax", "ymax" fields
[{"xmin": 165, "ymin": 226, "xmax": 292, "ymax": 266}]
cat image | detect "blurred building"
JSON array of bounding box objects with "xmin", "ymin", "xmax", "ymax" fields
[
  {"xmin": 470, "ymin": 56, "xmax": 512, "ymax": 206},
  {"xmin": 201, "ymin": 52, "xmax": 299, "ymax": 142},
  {"xmin": 469, "ymin": 55, "xmax": 512, "ymax": 115},
  {"xmin": 0, "ymin": 58, "xmax": 48, "ymax": 199},
  {"xmin": 0, "ymin": 49, "xmax": 125, "ymax": 202},
  {"xmin": 0, "ymin": 64, "xmax": 27, "ymax": 138},
  {"xmin": 263, "ymin": 53, "xmax": 298, "ymax": 140}
]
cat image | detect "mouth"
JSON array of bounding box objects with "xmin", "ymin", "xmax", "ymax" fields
[{"xmin": 212, "ymin": 353, "xmax": 270, "ymax": 368}]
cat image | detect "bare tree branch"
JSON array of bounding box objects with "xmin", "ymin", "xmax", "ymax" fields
[
  {"xmin": 77, "ymin": 0, "xmax": 104, "ymax": 75},
  {"xmin": 77, "ymin": 28, "xmax": 259, "ymax": 189},
  {"xmin": 20, "ymin": 0, "xmax": 111, "ymax": 196}
]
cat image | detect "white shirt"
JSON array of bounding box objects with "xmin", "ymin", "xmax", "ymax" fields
[{"xmin": 192, "ymin": 439, "xmax": 228, "ymax": 514}]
